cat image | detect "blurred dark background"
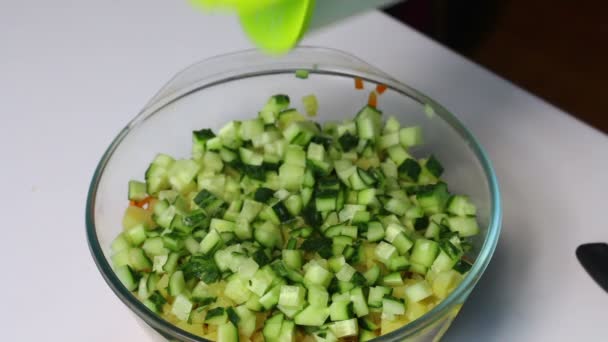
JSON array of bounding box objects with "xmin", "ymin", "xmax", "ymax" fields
[{"xmin": 385, "ymin": 0, "xmax": 608, "ymax": 133}]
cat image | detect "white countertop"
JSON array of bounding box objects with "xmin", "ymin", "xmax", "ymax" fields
[{"xmin": 1, "ymin": 1, "xmax": 606, "ymax": 341}]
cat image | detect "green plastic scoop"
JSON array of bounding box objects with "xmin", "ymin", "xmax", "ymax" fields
[
  {"xmin": 238, "ymin": 0, "xmax": 315, "ymax": 54},
  {"xmin": 191, "ymin": 0, "xmax": 401, "ymax": 54},
  {"xmin": 191, "ymin": 0, "xmax": 314, "ymax": 54}
]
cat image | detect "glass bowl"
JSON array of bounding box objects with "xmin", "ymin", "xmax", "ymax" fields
[{"xmin": 86, "ymin": 47, "xmax": 501, "ymax": 341}]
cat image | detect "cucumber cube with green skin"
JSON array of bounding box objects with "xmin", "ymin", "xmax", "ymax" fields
[
  {"xmin": 382, "ymin": 296, "xmax": 405, "ymax": 316},
  {"xmin": 375, "ymin": 242, "xmax": 398, "ymax": 265},
  {"xmin": 234, "ymin": 305, "xmax": 256, "ymax": 338},
  {"xmin": 330, "ymin": 318, "xmax": 359, "ymax": 338},
  {"xmin": 410, "ymin": 238, "xmax": 440, "ymax": 267},
  {"xmin": 239, "ymin": 118, "xmax": 265, "ymax": 141},
  {"xmin": 128, "ymin": 180, "xmax": 147, "ymax": 201},
  {"xmin": 217, "ymin": 322, "xmax": 239, "ymax": 342},
  {"xmin": 304, "ymin": 263, "xmax": 333, "ymax": 287},
  {"xmin": 447, "ymin": 216, "xmax": 480, "ymax": 237},
  {"xmin": 399, "ymin": 126, "xmax": 423, "ymax": 147},
  {"xmin": 278, "ymin": 285, "xmax": 306, "ymax": 308},
  {"xmin": 259, "ymin": 284, "xmax": 282, "ymax": 310},
  {"xmin": 330, "ymin": 300, "xmax": 353, "ymax": 321},
  {"xmin": 307, "ymin": 284, "xmax": 329, "ymax": 307},
  {"xmin": 168, "ymin": 159, "xmax": 200, "ymax": 192},
  {"xmin": 278, "ymin": 319, "xmax": 296, "ymax": 341},
  {"xmin": 294, "ymin": 305, "xmax": 330, "ymax": 326},
  {"xmin": 115, "ymin": 265, "xmax": 136, "ymax": 291},
  {"xmin": 417, "ymin": 183, "xmax": 450, "ymax": 214},
  {"xmin": 263, "ymin": 313, "xmax": 284, "ymax": 341},
  {"xmin": 225, "ymin": 275, "xmax": 252, "ymax": 304},
  {"xmin": 171, "ymin": 294, "xmax": 193, "ymax": 321}
]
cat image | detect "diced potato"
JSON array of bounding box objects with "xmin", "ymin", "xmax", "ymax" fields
[
  {"xmin": 381, "ymin": 316, "xmax": 409, "ymax": 335},
  {"xmin": 175, "ymin": 321, "xmax": 205, "ymax": 336},
  {"xmin": 122, "ymin": 206, "xmax": 154, "ymax": 230},
  {"xmin": 405, "ymin": 300, "xmax": 427, "ymax": 321},
  {"xmin": 432, "ymin": 270, "xmax": 462, "ymax": 299}
]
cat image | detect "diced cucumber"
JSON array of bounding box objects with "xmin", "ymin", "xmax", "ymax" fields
[
  {"xmin": 304, "ymin": 263, "xmax": 333, "ymax": 288},
  {"xmin": 374, "ymin": 242, "xmax": 397, "ymax": 266},
  {"xmin": 115, "ymin": 265, "xmax": 136, "ymax": 291},
  {"xmin": 192, "ymin": 128, "xmax": 215, "ymax": 158},
  {"xmin": 399, "ymin": 126, "xmax": 423, "ymax": 147},
  {"xmin": 168, "ymin": 159, "xmax": 200, "ymax": 192},
  {"xmin": 410, "ymin": 238, "xmax": 440, "ymax": 267},
  {"xmin": 360, "ymin": 329, "xmax": 377, "ymax": 341},
  {"xmin": 171, "ymin": 294, "xmax": 193, "ymax": 321},
  {"xmin": 386, "ymin": 145, "xmax": 411, "ymax": 166},
  {"xmin": 363, "ymin": 264, "xmax": 381, "ymax": 286},
  {"xmin": 382, "ymin": 296, "xmax": 405, "ymax": 316},
  {"xmin": 368, "ymin": 286, "xmax": 392, "ymax": 308},
  {"xmin": 260, "ymin": 94, "xmax": 290, "ymax": 124},
  {"xmin": 234, "ymin": 305, "xmax": 256, "ymax": 338},
  {"xmin": 254, "ymin": 220, "xmax": 282, "ymax": 248},
  {"xmin": 330, "ymin": 318, "xmax": 358, "ymax": 338},
  {"xmin": 283, "ymin": 249, "xmax": 303, "ymax": 270},
  {"xmin": 217, "ymin": 322, "xmax": 239, "ymax": 342},
  {"xmin": 128, "ymin": 247, "xmax": 151, "ymax": 271},
  {"xmin": 259, "ymin": 284, "xmax": 282, "ymax": 310},
  {"xmin": 409, "ymin": 263, "xmax": 428, "ymax": 275},
  {"xmin": 392, "ymin": 233, "xmax": 414, "ymax": 255},
  {"xmin": 279, "ymin": 164, "xmax": 305, "ymax": 191},
  {"xmin": 128, "ymin": 180, "xmax": 147, "ymax": 201},
  {"xmin": 389, "ymin": 255, "xmax": 410, "ymax": 271},
  {"xmin": 168, "ymin": 271, "xmax": 186, "ymax": 296},
  {"xmin": 431, "ymin": 250, "xmax": 459, "ymax": 272},
  {"xmin": 307, "ymin": 284, "xmax": 329, "ymax": 307},
  {"xmin": 279, "ymin": 285, "xmax": 307, "ymax": 308},
  {"xmin": 350, "ymin": 287, "xmax": 369, "ymax": 317},
  {"xmin": 447, "ymin": 195, "xmax": 476, "ymax": 217},
  {"xmin": 417, "ymin": 183, "xmax": 450, "ymax": 215},
  {"xmin": 335, "ymin": 263, "xmax": 356, "ymax": 282},
  {"xmin": 239, "ymin": 118, "xmax": 264, "ymax": 141},
  {"xmin": 145, "ymin": 154, "xmax": 174, "ymax": 195},
  {"xmin": 205, "ymin": 307, "xmax": 228, "ymax": 325},
  {"xmin": 162, "ymin": 252, "xmax": 179, "ymax": 274},
  {"xmin": 199, "ymin": 229, "xmax": 222, "ymax": 255},
  {"xmin": 263, "ymin": 313, "xmax": 284, "ymax": 341},
  {"xmin": 225, "ymin": 275, "xmax": 252, "ymax": 304},
  {"xmin": 294, "ymin": 305, "xmax": 330, "ymax": 326},
  {"xmin": 382, "ymin": 272, "xmax": 403, "ymax": 287},
  {"xmin": 330, "ymin": 300, "xmax": 353, "ymax": 321},
  {"xmin": 447, "ymin": 216, "xmax": 480, "ymax": 237}
]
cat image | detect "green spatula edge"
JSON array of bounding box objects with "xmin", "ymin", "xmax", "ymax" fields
[{"xmin": 190, "ymin": 0, "xmax": 315, "ymax": 54}]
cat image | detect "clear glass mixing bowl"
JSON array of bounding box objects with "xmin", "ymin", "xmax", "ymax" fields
[{"xmin": 86, "ymin": 47, "xmax": 501, "ymax": 341}]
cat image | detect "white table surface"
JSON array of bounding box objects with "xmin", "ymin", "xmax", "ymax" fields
[{"xmin": 2, "ymin": 1, "xmax": 606, "ymax": 341}]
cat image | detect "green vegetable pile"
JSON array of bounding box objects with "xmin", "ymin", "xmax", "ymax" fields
[{"xmin": 111, "ymin": 93, "xmax": 480, "ymax": 341}]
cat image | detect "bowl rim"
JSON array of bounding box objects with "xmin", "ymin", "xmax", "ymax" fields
[{"xmin": 86, "ymin": 46, "xmax": 502, "ymax": 341}]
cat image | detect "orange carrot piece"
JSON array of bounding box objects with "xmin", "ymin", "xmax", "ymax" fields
[
  {"xmin": 368, "ymin": 91, "xmax": 378, "ymax": 108},
  {"xmin": 354, "ymin": 77, "xmax": 364, "ymax": 90},
  {"xmin": 130, "ymin": 196, "xmax": 152, "ymax": 209},
  {"xmin": 376, "ymin": 84, "xmax": 387, "ymax": 94}
]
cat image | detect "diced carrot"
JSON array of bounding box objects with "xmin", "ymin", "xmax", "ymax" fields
[
  {"xmin": 130, "ymin": 196, "xmax": 152, "ymax": 209},
  {"xmin": 354, "ymin": 77, "xmax": 364, "ymax": 90},
  {"xmin": 368, "ymin": 91, "xmax": 378, "ymax": 108},
  {"xmin": 376, "ymin": 83, "xmax": 388, "ymax": 94}
]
